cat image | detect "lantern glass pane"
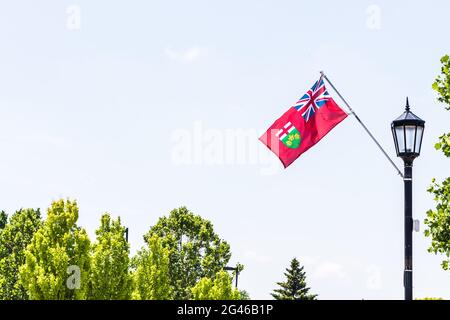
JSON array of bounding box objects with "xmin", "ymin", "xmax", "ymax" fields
[
  {"xmin": 395, "ymin": 126, "xmax": 405, "ymax": 153},
  {"xmin": 405, "ymin": 125, "xmax": 416, "ymax": 153},
  {"xmin": 415, "ymin": 126, "xmax": 424, "ymax": 154}
]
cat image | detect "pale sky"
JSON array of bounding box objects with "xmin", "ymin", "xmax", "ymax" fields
[{"xmin": 0, "ymin": 1, "xmax": 449, "ymax": 299}]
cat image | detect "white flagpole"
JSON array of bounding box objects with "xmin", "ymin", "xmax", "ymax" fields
[{"xmin": 320, "ymin": 71, "xmax": 404, "ymax": 178}]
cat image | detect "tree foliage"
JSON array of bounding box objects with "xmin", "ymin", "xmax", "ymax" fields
[
  {"xmin": 144, "ymin": 207, "xmax": 231, "ymax": 299},
  {"xmin": 432, "ymin": 55, "xmax": 450, "ymax": 108},
  {"xmin": 271, "ymin": 258, "xmax": 317, "ymax": 300},
  {"xmin": 434, "ymin": 133, "xmax": 450, "ymax": 158},
  {"xmin": 239, "ymin": 290, "xmax": 251, "ymax": 300},
  {"xmin": 19, "ymin": 199, "xmax": 91, "ymax": 299},
  {"xmin": 425, "ymin": 54, "xmax": 450, "ymax": 270},
  {"xmin": 0, "ymin": 211, "xmax": 7, "ymax": 230},
  {"xmin": 88, "ymin": 214, "xmax": 132, "ymax": 299},
  {"xmin": 425, "ymin": 178, "xmax": 450, "ymax": 270},
  {"xmin": 191, "ymin": 271, "xmax": 240, "ymax": 300},
  {"xmin": 132, "ymin": 234, "xmax": 173, "ymax": 300},
  {"xmin": 0, "ymin": 202, "xmax": 244, "ymax": 300},
  {"xmin": 0, "ymin": 209, "xmax": 42, "ymax": 300}
]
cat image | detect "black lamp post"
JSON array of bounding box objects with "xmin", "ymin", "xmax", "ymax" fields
[
  {"xmin": 391, "ymin": 97, "xmax": 425, "ymax": 301},
  {"xmin": 224, "ymin": 266, "xmax": 240, "ymax": 288}
]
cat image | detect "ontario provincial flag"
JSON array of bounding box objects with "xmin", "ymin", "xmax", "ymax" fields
[{"xmin": 259, "ymin": 75, "xmax": 348, "ymax": 168}]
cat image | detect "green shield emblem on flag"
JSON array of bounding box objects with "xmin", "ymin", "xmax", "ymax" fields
[
  {"xmin": 282, "ymin": 128, "xmax": 301, "ymax": 148},
  {"xmin": 277, "ymin": 122, "xmax": 301, "ymax": 149}
]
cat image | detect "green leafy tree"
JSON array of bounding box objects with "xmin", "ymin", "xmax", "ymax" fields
[
  {"xmin": 432, "ymin": 55, "xmax": 450, "ymax": 108},
  {"xmin": 0, "ymin": 209, "xmax": 42, "ymax": 300},
  {"xmin": 425, "ymin": 54, "xmax": 450, "ymax": 270},
  {"xmin": 434, "ymin": 133, "xmax": 450, "ymax": 157},
  {"xmin": 132, "ymin": 234, "xmax": 173, "ymax": 300},
  {"xmin": 88, "ymin": 214, "xmax": 132, "ymax": 299},
  {"xmin": 0, "ymin": 211, "xmax": 7, "ymax": 230},
  {"xmin": 271, "ymin": 258, "xmax": 317, "ymax": 300},
  {"xmin": 239, "ymin": 290, "xmax": 251, "ymax": 300},
  {"xmin": 144, "ymin": 207, "xmax": 232, "ymax": 299},
  {"xmin": 425, "ymin": 178, "xmax": 450, "ymax": 270},
  {"xmin": 191, "ymin": 271, "xmax": 240, "ymax": 300},
  {"xmin": 19, "ymin": 199, "xmax": 91, "ymax": 299}
]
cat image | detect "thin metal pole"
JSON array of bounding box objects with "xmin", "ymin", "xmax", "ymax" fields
[
  {"xmin": 404, "ymin": 162, "xmax": 413, "ymax": 300},
  {"xmin": 224, "ymin": 266, "xmax": 239, "ymax": 288},
  {"xmin": 320, "ymin": 71, "xmax": 404, "ymax": 178}
]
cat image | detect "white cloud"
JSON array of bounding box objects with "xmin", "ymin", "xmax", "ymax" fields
[{"xmin": 164, "ymin": 46, "xmax": 207, "ymax": 63}]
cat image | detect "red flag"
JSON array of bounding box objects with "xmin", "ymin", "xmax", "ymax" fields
[{"xmin": 259, "ymin": 76, "xmax": 348, "ymax": 168}]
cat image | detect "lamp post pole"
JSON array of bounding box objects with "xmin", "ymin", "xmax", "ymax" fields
[
  {"xmin": 224, "ymin": 266, "xmax": 240, "ymax": 288},
  {"xmin": 392, "ymin": 98, "xmax": 425, "ymax": 300},
  {"xmin": 404, "ymin": 160, "xmax": 413, "ymax": 301}
]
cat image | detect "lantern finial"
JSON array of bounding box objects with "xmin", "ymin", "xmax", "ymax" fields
[{"xmin": 405, "ymin": 97, "xmax": 410, "ymax": 111}]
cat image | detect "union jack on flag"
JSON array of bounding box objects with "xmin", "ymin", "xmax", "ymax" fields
[{"xmin": 293, "ymin": 76, "xmax": 333, "ymax": 122}]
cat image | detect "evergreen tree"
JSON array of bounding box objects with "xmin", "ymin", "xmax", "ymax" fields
[
  {"xmin": 271, "ymin": 258, "xmax": 317, "ymax": 300},
  {"xmin": 88, "ymin": 214, "xmax": 132, "ymax": 299}
]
